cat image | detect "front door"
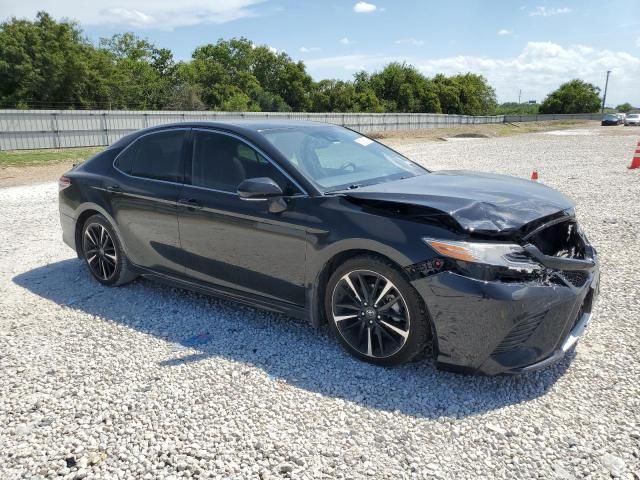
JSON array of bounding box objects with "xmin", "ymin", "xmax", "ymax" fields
[{"xmin": 177, "ymin": 129, "xmax": 308, "ymax": 306}]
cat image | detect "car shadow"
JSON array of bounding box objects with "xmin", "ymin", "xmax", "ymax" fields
[{"xmin": 13, "ymin": 259, "xmax": 575, "ymax": 419}]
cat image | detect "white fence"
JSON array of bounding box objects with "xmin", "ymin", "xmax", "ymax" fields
[
  {"xmin": 503, "ymin": 113, "xmax": 602, "ymax": 122},
  {"xmin": 0, "ymin": 110, "xmax": 502, "ymax": 150},
  {"xmin": 0, "ymin": 110, "xmax": 601, "ymax": 150}
]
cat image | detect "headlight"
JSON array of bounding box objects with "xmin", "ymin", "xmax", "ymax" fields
[{"xmin": 423, "ymin": 238, "xmax": 540, "ymax": 271}]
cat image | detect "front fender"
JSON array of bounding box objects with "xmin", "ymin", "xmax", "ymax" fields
[{"xmin": 305, "ymin": 238, "xmax": 416, "ymax": 328}]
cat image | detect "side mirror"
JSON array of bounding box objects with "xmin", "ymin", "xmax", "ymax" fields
[{"xmin": 237, "ymin": 177, "xmax": 283, "ymax": 200}]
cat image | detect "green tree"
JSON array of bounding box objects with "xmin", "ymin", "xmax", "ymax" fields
[
  {"xmin": 539, "ymin": 79, "xmax": 601, "ymax": 114},
  {"xmin": 0, "ymin": 12, "xmax": 553, "ymax": 116},
  {"xmin": 310, "ymin": 80, "xmax": 359, "ymax": 112},
  {"xmin": 184, "ymin": 38, "xmax": 313, "ymax": 111},
  {"xmin": 165, "ymin": 82, "xmax": 205, "ymax": 111},
  {"xmin": 367, "ymin": 63, "xmax": 441, "ymax": 113},
  {"xmin": 615, "ymin": 102, "xmax": 634, "ymax": 113},
  {"xmin": 0, "ymin": 12, "xmax": 109, "ymax": 108},
  {"xmin": 99, "ymin": 33, "xmax": 176, "ymax": 109},
  {"xmin": 496, "ymin": 102, "xmax": 539, "ymax": 115},
  {"xmin": 433, "ymin": 73, "xmax": 497, "ymax": 115}
]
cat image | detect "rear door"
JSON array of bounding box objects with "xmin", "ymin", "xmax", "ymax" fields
[
  {"xmin": 109, "ymin": 128, "xmax": 187, "ymax": 275},
  {"xmin": 176, "ymin": 129, "xmax": 308, "ymax": 306}
]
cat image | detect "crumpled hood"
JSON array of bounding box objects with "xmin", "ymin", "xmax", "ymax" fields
[{"xmin": 343, "ymin": 170, "xmax": 575, "ymax": 233}]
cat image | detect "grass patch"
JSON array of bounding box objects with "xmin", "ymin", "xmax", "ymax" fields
[{"xmin": 0, "ymin": 146, "xmax": 104, "ymax": 168}]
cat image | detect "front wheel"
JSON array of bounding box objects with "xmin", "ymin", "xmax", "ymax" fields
[
  {"xmin": 81, "ymin": 214, "xmax": 136, "ymax": 286},
  {"xmin": 325, "ymin": 256, "xmax": 431, "ymax": 366}
]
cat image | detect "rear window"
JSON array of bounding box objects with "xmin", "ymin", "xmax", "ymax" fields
[{"xmin": 115, "ymin": 130, "xmax": 186, "ymax": 183}]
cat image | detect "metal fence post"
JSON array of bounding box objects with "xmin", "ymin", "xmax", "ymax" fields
[
  {"xmin": 101, "ymin": 113, "xmax": 108, "ymax": 145},
  {"xmin": 51, "ymin": 113, "xmax": 60, "ymax": 149}
]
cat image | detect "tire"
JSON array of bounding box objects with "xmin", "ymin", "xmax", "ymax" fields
[
  {"xmin": 325, "ymin": 255, "xmax": 431, "ymax": 366},
  {"xmin": 81, "ymin": 214, "xmax": 137, "ymax": 286}
]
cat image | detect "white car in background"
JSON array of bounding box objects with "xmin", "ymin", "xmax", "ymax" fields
[{"xmin": 624, "ymin": 113, "xmax": 640, "ymax": 126}]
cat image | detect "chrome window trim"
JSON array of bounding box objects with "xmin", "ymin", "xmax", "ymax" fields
[
  {"xmin": 112, "ymin": 127, "xmax": 190, "ymax": 186},
  {"xmin": 191, "ymin": 127, "xmax": 309, "ymax": 197}
]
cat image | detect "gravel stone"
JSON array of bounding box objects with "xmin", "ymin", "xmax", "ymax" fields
[
  {"xmin": 1, "ymin": 125, "xmax": 639, "ymax": 479},
  {"xmin": 602, "ymin": 453, "xmax": 626, "ymax": 477}
]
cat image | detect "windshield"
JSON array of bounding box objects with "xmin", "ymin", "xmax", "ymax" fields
[
  {"xmin": 604, "ymin": 114, "xmax": 618, "ymax": 119},
  {"xmin": 260, "ymin": 125, "xmax": 427, "ymax": 191},
  {"xmin": 628, "ymin": 114, "xmax": 639, "ymax": 119}
]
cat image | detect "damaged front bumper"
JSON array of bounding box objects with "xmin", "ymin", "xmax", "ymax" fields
[{"xmin": 410, "ymin": 244, "xmax": 599, "ymax": 375}]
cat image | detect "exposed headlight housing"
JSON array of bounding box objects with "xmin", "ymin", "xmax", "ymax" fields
[{"xmin": 423, "ymin": 238, "xmax": 541, "ymax": 271}]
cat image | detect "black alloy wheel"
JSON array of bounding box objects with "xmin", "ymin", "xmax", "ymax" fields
[
  {"xmin": 83, "ymin": 222, "xmax": 118, "ymax": 281},
  {"xmin": 81, "ymin": 214, "xmax": 137, "ymax": 286},
  {"xmin": 326, "ymin": 256, "xmax": 431, "ymax": 366}
]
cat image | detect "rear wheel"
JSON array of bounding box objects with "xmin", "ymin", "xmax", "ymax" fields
[
  {"xmin": 325, "ymin": 256, "xmax": 431, "ymax": 366},
  {"xmin": 81, "ymin": 214, "xmax": 136, "ymax": 286}
]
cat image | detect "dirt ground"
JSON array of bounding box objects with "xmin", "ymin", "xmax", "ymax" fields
[{"xmin": 0, "ymin": 162, "xmax": 78, "ymax": 188}]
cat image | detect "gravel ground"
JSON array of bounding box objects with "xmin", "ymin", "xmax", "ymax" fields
[{"xmin": 1, "ymin": 126, "xmax": 639, "ymax": 479}]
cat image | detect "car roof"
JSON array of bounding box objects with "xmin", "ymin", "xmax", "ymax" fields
[
  {"xmin": 109, "ymin": 119, "xmax": 338, "ymax": 152},
  {"xmin": 154, "ymin": 119, "xmax": 333, "ymax": 133}
]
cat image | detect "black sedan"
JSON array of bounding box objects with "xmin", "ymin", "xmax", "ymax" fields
[
  {"xmin": 59, "ymin": 121, "xmax": 599, "ymax": 375},
  {"xmin": 601, "ymin": 113, "xmax": 621, "ymax": 126}
]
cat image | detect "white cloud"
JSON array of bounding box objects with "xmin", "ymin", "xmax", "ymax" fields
[
  {"xmin": 299, "ymin": 46, "xmax": 322, "ymax": 53},
  {"xmin": 1, "ymin": 0, "xmax": 265, "ymax": 29},
  {"xmin": 353, "ymin": 1, "xmax": 377, "ymax": 13},
  {"xmin": 395, "ymin": 38, "xmax": 425, "ymax": 46},
  {"xmin": 305, "ymin": 42, "xmax": 640, "ymax": 105},
  {"xmin": 306, "ymin": 54, "xmax": 395, "ymax": 72},
  {"xmin": 339, "ymin": 37, "xmax": 352, "ymax": 45},
  {"xmin": 497, "ymin": 29, "xmax": 512, "ymax": 36},
  {"xmin": 417, "ymin": 42, "xmax": 640, "ymax": 104},
  {"xmin": 529, "ymin": 6, "xmax": 571, "ymax": 17}
]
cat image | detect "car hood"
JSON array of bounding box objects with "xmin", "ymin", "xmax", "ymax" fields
[{"xmin": 342, "ymin": 170, "xmax": 575, "ymax": 233}]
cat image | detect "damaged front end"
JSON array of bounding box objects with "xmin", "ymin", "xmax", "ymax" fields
[
  {"xmin": 340, "ymin": 174, "xmax": 600, "ymax": 374},
  {"xmin": 406, "ymin": 214, "xmax": 600, "ymax": 375}
]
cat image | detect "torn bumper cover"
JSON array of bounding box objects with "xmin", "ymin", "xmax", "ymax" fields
[{"xmin": 410, "ymin": 242, "xmax": 600, "ymax": 375}]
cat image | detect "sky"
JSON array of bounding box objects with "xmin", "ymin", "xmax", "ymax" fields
[{"xmin": 2, "ymin": 0, "xmax": 640, "ymax": 106}]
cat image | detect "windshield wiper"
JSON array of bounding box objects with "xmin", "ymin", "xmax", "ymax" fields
[{"xmin": 325, "ymin": 184, "xmax": 364, "ymax": 194}]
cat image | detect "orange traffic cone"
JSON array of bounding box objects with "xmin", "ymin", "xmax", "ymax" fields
[
  {"xmin": 531, "ymin": 170, "xmax": 539, "ymax": 181},
  {"xmin": 629, "ymin": 142, "xmax": 640, "ymax": 169}
]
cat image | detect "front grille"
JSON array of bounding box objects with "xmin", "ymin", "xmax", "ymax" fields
[
  {"xmin": 492, "ymin": 312, "xmax": 546, "ymax": 355},
  {"xmin": 560, "ymin": 271, "xmax": 588, "ymax": 288}
]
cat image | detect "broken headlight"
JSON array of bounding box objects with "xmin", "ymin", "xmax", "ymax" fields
[{"xmin": 423, "ymin": 238, "xmax": 541, "ymax": 272}]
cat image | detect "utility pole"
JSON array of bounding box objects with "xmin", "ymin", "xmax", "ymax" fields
[
  {"xmin": 518, "ymin": 89, "xmax": 522, "ymax": 104},
  {"xmin": 601, "ymin": 70, "xmax": 611, "ymax": 113}
]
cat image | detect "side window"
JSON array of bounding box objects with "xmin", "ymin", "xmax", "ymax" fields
[
  {"xmin": 115, "ymin": 130, "xmax": 185, "ymax": 183},
  {"xmin": 192, "ymin": 131, "xmax": 301, "ymax": 196}
]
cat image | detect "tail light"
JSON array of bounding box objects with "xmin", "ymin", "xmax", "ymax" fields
[{"xmin": 58, "ymin": 176, "xmax": 72, "ymax": 192}]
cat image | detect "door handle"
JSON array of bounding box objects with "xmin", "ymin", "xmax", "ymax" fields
[
  {"xmin": 177, "ymin": 198, "xmax": 203, "ymax": 210},
  {"xmin": 106, "ymin": 184, "xmax": 121, "ymax": 192}
]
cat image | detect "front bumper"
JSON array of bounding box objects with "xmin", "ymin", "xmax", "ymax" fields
[{"xmin": 410, "ymin": 252, "xmax": 599, "ymax": 375}]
